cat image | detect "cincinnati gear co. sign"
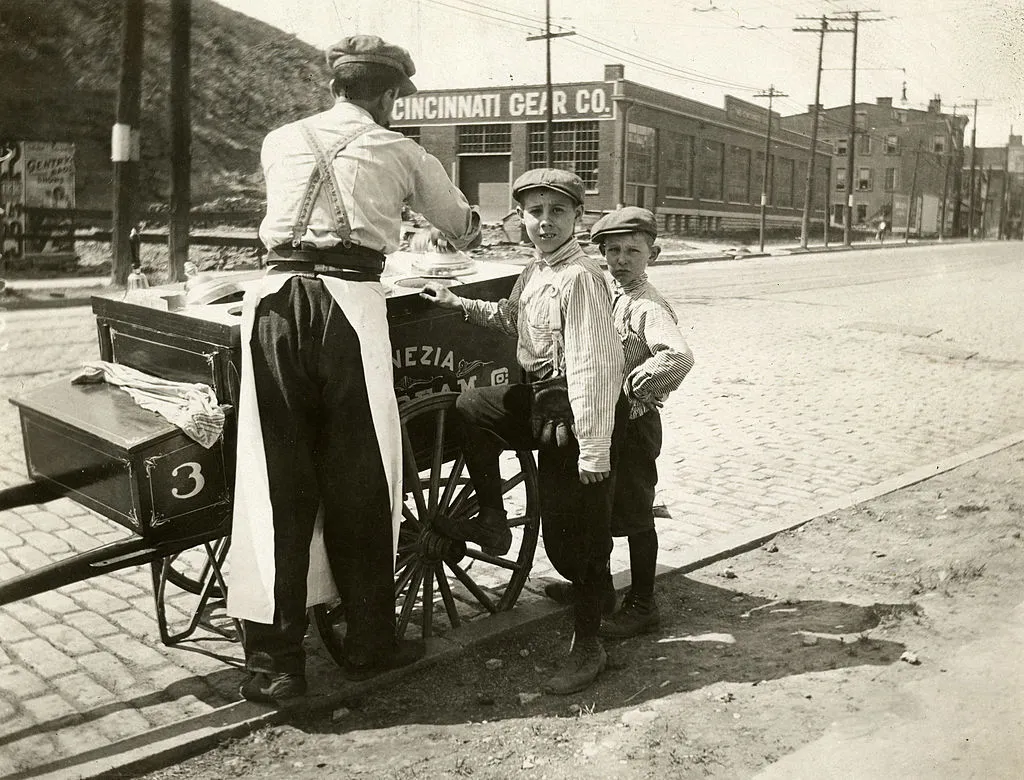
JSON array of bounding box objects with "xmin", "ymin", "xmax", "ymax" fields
[{"xmin": 392, "ymin": 83, "xmax": 614, "ymax": 125}]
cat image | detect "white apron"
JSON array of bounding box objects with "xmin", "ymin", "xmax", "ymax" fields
[{"xmin": 225, "ymin": 271, "xmax": 403, "ymax": 623}]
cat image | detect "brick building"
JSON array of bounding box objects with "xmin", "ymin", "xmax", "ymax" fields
[
  {"xmin": 391, "ymin": 65, "xmax": 831, "ymax": 235},
  {"xmin": 961, "ymin": 134, "xmax": 1024, "ymax": 240},
  {"xmin": 781, "ymin": 97, "xmax": 968, "ymax": 237}
]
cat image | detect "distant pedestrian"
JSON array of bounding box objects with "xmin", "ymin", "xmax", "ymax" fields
[{"xmin": 877, "ymin": 220, "xmax": 887, "ymax": 244}]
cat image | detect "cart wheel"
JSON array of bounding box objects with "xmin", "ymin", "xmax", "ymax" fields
[{"xmin": 312, "ymin": 391, "xmax": 540, "ymax": 664}]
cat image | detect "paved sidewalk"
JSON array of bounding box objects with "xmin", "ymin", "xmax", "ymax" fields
[{"xmin": 0, "ymin": 241, "xmax": 1022, "ymax": 778}]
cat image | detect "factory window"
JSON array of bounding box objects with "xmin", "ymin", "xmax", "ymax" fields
[
  {"xmin": 700, "ymin": 140, "xmax": 724, "ymax": 200},
  {"xmin": 725, "ymin": 145, "xmax": 751, "ymax": 203},
  {"xmin": 626, "ymin": 123, "xmax": 657, "ymax": 184},
  {"xmin": 857, "ymin": 167, "xmax": 873, "ymax": 191},
  {"xmin": 527, "ymin": 121, "xmax": 600, "ymax": 191},
  {"xmin": 795, "ymin": 159, "xmax": 809, "ymax": 205},
  {"xmin": 396, "ymin": 126, "xmax": 421, "ymax": 144},
  {"xmin": 835, "ymin": 137, "xmax": 848, "ymax": 156},
  {"xmin": 884, "ymin": 167, "xmax": 898, "ymax": 191},
  {"xmin": 836, "ymin": 167, "xmax": 847, "ymax": 191},
  {"xmin": 885, "ymin": 135, "xmax": 900, "ymax": 154},
  {"xmin": 775, "ymin": 157, "xmax": 795, "ymax": 207},
  {"xmin": 663, "ymin": 131, "xmax": 694, "ymax": 198},
  {"xmin": 457, "ymin": 124, "xmax": 511, "ymax": 154}
]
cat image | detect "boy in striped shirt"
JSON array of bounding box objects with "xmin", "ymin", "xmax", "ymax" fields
[
  {"xmin": 421, "ymin": 169, "xmax": 625, "ymax": 694},
  {"xmin": 548, "ymin": 207, "xmax": 694, "ymax": 638}
]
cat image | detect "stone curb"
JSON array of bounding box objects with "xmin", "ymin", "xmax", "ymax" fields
[{"xmin": 21, "ymin": 428, "xmax": 1024, "ymax": 780}]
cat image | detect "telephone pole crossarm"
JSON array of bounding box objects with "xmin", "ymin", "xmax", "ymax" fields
[{"xmin": 526, "ymin": 2, "xmax": 576, "ymax": 167}]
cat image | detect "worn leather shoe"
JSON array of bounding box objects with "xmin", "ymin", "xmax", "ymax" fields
[
  {"xmin": 343, "ymin": 639, "xmax": 426, "ymax": 682},
  {"xmin": 431, "ymin": 507, "xmax": 512, "ymax": 556},
  {"xmin": 543, "ymin": 579, "xmax": 617, "ymax": 616},
  {"xmin": 239, "ymin": 672, "xmax": 307, "ymax": 705},
  {"xmin": 543, "ymin": 636, "xmax": 607, "ymax": 695},
  {"xmin": 599, "ymin": 592, "xmax": 661, "ymax": 639}
]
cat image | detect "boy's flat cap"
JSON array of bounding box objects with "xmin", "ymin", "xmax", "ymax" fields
[
  {"xmin": 512, "ymin": 168, "xmax": 585, "ymax": 206},
  {"xmin": 590, "ymin": 207, "xmax": 658, "ymax": 242},
  {"xmin": 326, "ymin": 35, "xmax": 417, "ymax": 97}
]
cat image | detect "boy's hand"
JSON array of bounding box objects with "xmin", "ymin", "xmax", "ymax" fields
[
  {"xmin": 419, "ymin": 282, "xmax": 462, "ymax": 309},
  {"xmin": 579, "ymin": 467, "xmax": 610, "ymax": 484}
]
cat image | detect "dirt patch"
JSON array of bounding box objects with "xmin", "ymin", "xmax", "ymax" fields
[{"xmin": 130, "ymin": 441, "xmax": 1024, "ymax": 780}]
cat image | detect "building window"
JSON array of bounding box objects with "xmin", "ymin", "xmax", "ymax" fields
[
  {"xmin": 626, "ymin": 123, "xmax": 657, "ymax": 184},
  {"xmin": 457, "ymin": 124, "xmax": 511, "ymax": 154},
  {"xmin": 858, "ymin": 134, "xmax": 872, "ymax": 155},
  {"xmin": 885, "ymin": 135, "xmax": 899, "ymax": 154},
  {"xmin": 857, "ymin": 167, "xmax": 873, "ymax": 191},
  {"xmin": 856, "ymin": 204, "xmax": 868, "ymax": 223},
  {"xmin": 663, "ymin": 131, "xmax": 694, "ymax": 198},
  {"xmin": 795, "ymin": 159, "xmax": 809, "ymax": 205},
  {"xmin": 527, "ymin": 121, "xmax": 600, "ymax": 191},
  {"xmin": 833, "ymin": 204, "xmax": 845, "ymax": 224},
  {"xmin": 700, "ymin": 139, "xmax": 724, "ymax": 200},
  {"xmin": 396, "ymin": 126, "xmax": 421, "ymax": 144},
  {"xmin": 835, "ymin": 138, "xmax": 848, "ymax": 156},
  {"xmin": 775, "ymin": 157, "xmax": 794, "ymax": 207},
  {"xmin": 884, "ymin": 167, "xmax": 898, "ymax": 191},
  {"xmin": 836, "ymin": 167, "xmax": 847, "ymax": 191},
  {"xmin": 725, "ymin": 145, "xmax": 751, "ymax": 203},
  {"xmin": 933, "ymin": 135, "xmax": 946, "ymax": 153}
]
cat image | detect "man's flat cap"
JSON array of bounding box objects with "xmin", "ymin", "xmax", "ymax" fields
[
  {"xmin": 590, "ymin": 207, "xmax": 658, "ymax": 243},
  {"xmin": 512, "ymin": 168, "xmax": 585, "ymax": 206},
  {"xmin": 326, "ymin": 35, "xmax": 417, "ymax": 97}
]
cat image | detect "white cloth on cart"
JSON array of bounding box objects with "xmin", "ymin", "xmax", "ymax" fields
[
  {"xmin": 225, "ymin": 271, "xmax": 403, "ymax": 623},
  {"xmin": 71, "ymin": 360, "xmax": 226, "ymax": 448}
]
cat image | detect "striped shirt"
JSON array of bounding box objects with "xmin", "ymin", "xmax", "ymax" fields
[
  {"xmin": 613, "ymin": 274, "xmax": 694, "ymax": 419},
  {"xmin": 461, "ymin": 239, "xmax": 624, "ymax": 472},
  {"xmin": 259, "ymin": 100, "xmax": 479, "ymax": 254}
]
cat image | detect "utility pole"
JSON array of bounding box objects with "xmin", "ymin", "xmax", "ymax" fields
[
  {"xmin": 905, "ymin": 142, "xmax": 921, "ymax": 245},
  {"xmin": 967, "ymin": 99, "xmax": 979, "ymax": 239},
  {"xmin": 826, "ymin": 10, "xmax": 883, "ymax": 246},
  {"xmin": 754, "ymin": 85, "xmax": 787, "ymax": 252},
  {"xmin": 168, "ymin": 0, "xmax": 191, "ymax": 283},
  {"xmin": 793, "ymin": 16, "xmax": 833, "ymax": 249},
  {"xmin": 111, "ymin": 0, "xmax": 144, "ymax": 286},
  {"xmin": 527, "ymin": 2, "xmax": 574, "ymax": 167}
]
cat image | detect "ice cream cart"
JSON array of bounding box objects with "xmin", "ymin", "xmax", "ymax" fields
[{"xmin": 2, "ymin": 254, "xmax": 540, "ymax": 666}]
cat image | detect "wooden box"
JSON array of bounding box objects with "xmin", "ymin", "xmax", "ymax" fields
[{"xmin": 10, "ymin": 379, "xmax": 232, "ymax": 542}]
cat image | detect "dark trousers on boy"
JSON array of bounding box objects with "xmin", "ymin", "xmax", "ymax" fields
[{"xmin": 453, "ymin": 383, "xmax": 627, "ymax": 640}]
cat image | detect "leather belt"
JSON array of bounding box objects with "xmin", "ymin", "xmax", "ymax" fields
[
  {"xmin": 267, "ymin": 262, "xmax": 381, "ymax": 283},
  {"xmin": 269, "ymin": 244, "xmax": 386, "ymax": 276}
]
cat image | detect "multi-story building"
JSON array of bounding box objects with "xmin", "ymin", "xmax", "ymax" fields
[
  {"xmin": 390, "ymin": 64, "xmax": 832, "ymax": 235},
  {"xmin": 781, "ymin": 97, "xmax": 968, "ymax": 237},
  {"xmin": 961, "ymin": 134, "xmax": 1024, "ymax": 240}
]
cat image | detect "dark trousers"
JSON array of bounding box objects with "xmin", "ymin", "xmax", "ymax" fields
[
  {"xmin": 611, "ymin": 409, "xmax": 663, "ymax": 537},
  {"xmin": 242, "ymin": 276, "xmax": 396, "ymax": 675},
  {"xmin": 454, "ymin": 383, "xmax": 627, "ymax": 639}
]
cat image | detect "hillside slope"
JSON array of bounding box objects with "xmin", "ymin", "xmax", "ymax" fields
[{"xmin": 0, "ymin": 0, "xmax": 331, "ymax": 209}]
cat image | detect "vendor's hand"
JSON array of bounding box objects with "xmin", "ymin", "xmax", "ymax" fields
[
  {"xmin": 419, "ymin": 282, "xmax": 462, "ymax": 309},
  {"xmin": 410, "ymin": 227, "xmax": 455, "ymax": 254},
  {"xmin": 579, "ymin": 467, "xmax": 610, "ymax": 484}
]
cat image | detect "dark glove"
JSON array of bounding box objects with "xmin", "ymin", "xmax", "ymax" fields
[{"xmin": 530, "ymin": 375, "xmax": 574, "ymax": 447}]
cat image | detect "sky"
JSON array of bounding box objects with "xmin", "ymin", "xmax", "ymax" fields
[{"xmin": 214, "ymin": 0, "xmax": 1023, "ymax": 147}]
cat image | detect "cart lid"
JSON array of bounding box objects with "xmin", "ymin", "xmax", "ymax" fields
[{"xmin": 10, "ymin": 378, "xmax": 180, "ymax": 451}]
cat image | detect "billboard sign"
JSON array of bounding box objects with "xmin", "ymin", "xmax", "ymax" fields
[{"xmin": 392, "ymin": 82, "xmax": 614, "ymax": 125}]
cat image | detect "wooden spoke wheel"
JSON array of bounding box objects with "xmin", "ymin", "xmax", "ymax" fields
[{"xmin": 312, "ymin": 392, "xmax": 540, "ymax": 665}]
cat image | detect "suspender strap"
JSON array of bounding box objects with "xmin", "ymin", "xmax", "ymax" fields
[{"xmin": 291, "ymin": 123, "xmax": 375, "ymax": 248}]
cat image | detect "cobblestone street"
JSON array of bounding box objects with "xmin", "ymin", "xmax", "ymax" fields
[{"xmin": 1, "ymin": 241, "xmax": 1022, "ymax": 776}]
